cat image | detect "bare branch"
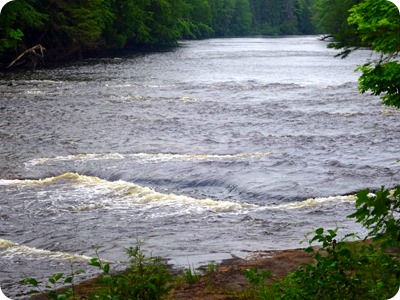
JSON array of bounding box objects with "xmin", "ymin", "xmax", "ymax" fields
[{"xmin": 7, "ymin": 44, "xmax": 46, "ymax": 69}]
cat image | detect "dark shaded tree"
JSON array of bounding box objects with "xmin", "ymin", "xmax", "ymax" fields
[
  {"xmin": 0, "ymin": 0, "xmax": 47, "ymax": 56},
  {"xmin": 312, "ymin": 0, "xmax": 363, "ymax": 48},
  {"xmin": 0, "ymin": 0, "xmax": 321, "ymax": 65}
]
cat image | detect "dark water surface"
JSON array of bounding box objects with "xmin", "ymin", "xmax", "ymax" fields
[{"xmin": 1, "ymin": 36, "xmax": 399, "ymax": 298}]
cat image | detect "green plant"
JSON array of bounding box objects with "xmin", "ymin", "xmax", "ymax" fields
[
  {"xmin": 90, "ymin": 240, "xmax": 172, "ymax": 300},
  {"xmin": 243, "ymin": 267, "xmax": 271, "ymax": 287},
  {"xmin": 241, "ymin": 226, "xmax": 400, "ymax": 300},
  {"xmin": 295, "ymin": 228, "xmax": 363, "ymax": 299},
  {"xmin": 348, "ymin": 186, "xmax": 400, "ymax": 248},
  {"xmin": 206, "ymin": 261, "xmax": 217, "ymax": 274},
  {"xmin": 22, "ymin": 262, "xmax": 85, "ymax": 300},
  {"xmin": 182, "ymin": 265, "xmax": 201, "ymax": 284},
  {"xmin": 347, "ymin": 0, "xmax": 400, "ymax": 108},
  {"xmin": 21, "ymin": 240, "xmax": 174, "ymax": 300},
  {"xmin": 298, "ymin": 228, "xmax": 399, "ymax": 299},
  {"xmin": 242, "ymin": 267, "xmax": 272, "ymax": 299}
]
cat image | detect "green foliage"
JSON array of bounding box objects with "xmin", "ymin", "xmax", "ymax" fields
[
  {"xmin": 295, "ymin": 0, "xmax": 317, "ymax": 34},
  {"xmin": 22, "ymin": 241, "xmax": 172, "ymax": 300},
  {"xmin": 208, "ymin": 0, "xmax": 237, "ymax": 36},
  {"xmin": 290, "ymin": 229, "xmax": 362, "ymax": 299},
  {"xmin": 241, "ymin": 185, "xmax": 400, "ymax": 299},
  {"xmin": 284, "ymin": 230, "xmax": 399, "ymax": 299},
  {"xmin": 312, "ymin": 0, "xmax": 362, "ymax": 49},
  {"xmin": 242, "ymin": 267, "xmax": 272, "ymax": 299},
  {"xmin": 349, "ymin": 186, "xmax": 400, "ymax": 248},
  {"xmin": 244, "ymin": 267, "xmax": 271, "ymax": 286},
  {"xmin": 346, "ymin": 0, "xmax": 400, "ymax": 108},
  {"xmin": 205, "ymin": 261, "xmax": 216, "ymax": 274},
  {"xmin": 0, "ymin": 0, "xmax": 47, "ymax": 54},
  {"xmin": 90, "ymin": 240, "xmax": 172, "ymax": 300},
  {"xmin": 347, "ymin": 0, "xmax": 400, "ymax": 54},
  {"xmin": 34, "ymin": 0, "xmax": 114, "ymax": 58},
  {"xmin": 312, "ymin": 0, "xmax": 400, "ymax": 109},
  {"xmin": 0, "ymin": 28, "xmax": 24, "ymax": 52},
  {"xmin": 242, "ymin": 227, "xmax": 400, "ymax": 300},
  {"xmin": 181, "ymin": 266, "xmax": 201, "ymax": 284},
  {"xmin": 22, "ymin": 265, "xmax": 86, "ymax": 300},
  {"xmin": 248, "ymin": 0, "xmax": 316, "ymax": 35},
  {"xmin": 1, "ymin": 0, "xmax": 321, "ymax": 63},
  {"xmin": 356, "ymin": 61, "xmax": 400, "ymax": 108}
]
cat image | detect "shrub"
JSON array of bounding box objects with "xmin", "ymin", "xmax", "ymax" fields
[
  {"xmin": 243, "ymin": 227, "xmax": 400, "ymax": 300},
  {"xmin": 348, "ymin": 186, "xmax": 400, "ymax": 249},
  {"xmin": 90, "ymin": 240, "xmax": 172, "ymax": 300}
]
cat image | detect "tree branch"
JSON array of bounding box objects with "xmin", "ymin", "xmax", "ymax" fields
[{"xmin": 7, "ymin": 44, "xmax": 46, "ymax": 69}]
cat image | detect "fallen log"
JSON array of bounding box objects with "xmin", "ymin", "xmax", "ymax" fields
[
  {"xmin": 318, "ymin": 35, "xmax": 334, "ymax": 41},
  {"xmin": 7, "ymin": 44, "xmax": 46, "ymax": 69}
]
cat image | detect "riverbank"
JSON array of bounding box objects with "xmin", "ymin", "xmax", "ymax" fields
[
  {"xmin": 26, "ymin": 248, "xmax": 314, "ymax": 300},
  {"xmin": 169, "ymin": 248, "xmax": 314, "ymax": 299},
  {"xmin": 24, "ymin": 239, "xmax": 400, "ymax": 300}
]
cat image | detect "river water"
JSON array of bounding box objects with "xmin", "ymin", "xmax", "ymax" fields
[{"xmin": 1, "ymin": 36, "xmax": 399, "ymax": 298}]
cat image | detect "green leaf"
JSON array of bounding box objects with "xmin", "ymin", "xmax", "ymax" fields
[
  {"xmin": 102, "ymin": 274, "xmax": 112, "ymax": 285},
  {"xmin": 48, "ymin": 278, "xmax": 56, "ymax": 284},
  {"xmin": 53, "ymin": 273, "xmax": 64, "ymax": 281},
  {"xmin": 315, "ymin": 228, "xmax": 324, "ymax": 235},
  {"xmin": 304, "ymin": 247, "xmax": 314, "ymax": 253},
  {"xmin": 339, "ymin": 248, "xmax": 352, "ymax": 258},
  {"xmin": 63, "ymin": 276, "xmax": 73, "ymax": 284},
  {"xmin": 23, "ymin": 278, "xmax": 39, "ymax": 286},
  {"xmin": 57, "ymin": 294, "xmax": 67, "ymax": 300},
  {"xmin": 89, "ymin": 258, "xmax": 101, "ymax": 268},
  {"xmin": 103, "ymin": 263, "xmax": 110, "ymax": 274},
  {"xmin": 327, "ymin": 229, "xmax": 337, "ymax": 237}
]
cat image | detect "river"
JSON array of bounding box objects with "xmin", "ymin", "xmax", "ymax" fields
[{"xmin": 1, "ymin": 36, "xmax": 399, "ymax": 298}]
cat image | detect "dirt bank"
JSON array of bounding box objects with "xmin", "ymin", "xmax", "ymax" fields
[{"xmin": 26, "ymin": 248, "xmax": 313, "ymax": 300}]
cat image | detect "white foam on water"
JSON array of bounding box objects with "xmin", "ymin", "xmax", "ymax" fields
[
  {"xmin": 25, "ymin": 90, "xmax": 45, "ymax": 95},
  {"xmin": 1, "ymin": 173, "xmax": 258, "ymax": 213},
  {"xmin": 0, "ymin": 238, "xmax": 92, "ymax": 262},
  {"xmin": 2, "ymin": 173, "xmax": 378, "ymax": 214},
  {"xmin": 127, "ymin": 152, "xmax": 272, "ymax": 162},
  {"xmin": 27, "ymin": 153, "xmax": 125, "ymax": 166},
  {"xmin": 25, "ymin": 151, "xmax": 272, "ymax": 166},
  {"xmin": 0, "ymin": 179, "xmax": 20, "ymax": 186},
  {"xmin": 269, "ymin": 195, "xmax": 357, "ymax": 210},
  {"xmin": 179, "ymin": 96, "xmax": 198, "ymax": 103}
]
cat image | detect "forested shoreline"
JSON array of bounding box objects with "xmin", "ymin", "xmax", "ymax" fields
[{"xmin": 0, "ymin": 0, "xmax": 355, "ymax": 67}]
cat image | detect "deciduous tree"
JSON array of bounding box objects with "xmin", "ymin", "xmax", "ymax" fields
[{"xmin": 348, "ymin": 0, "xmax": 400, "ymax": 108}]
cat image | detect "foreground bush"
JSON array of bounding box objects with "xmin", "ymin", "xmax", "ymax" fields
[
  {"xmin": 23, "ymin": 240, "xmax": 173, "ymax": 300},
  {"xmin": 242, "ymin": 186, "xmax": 400, "ymax": 300}
]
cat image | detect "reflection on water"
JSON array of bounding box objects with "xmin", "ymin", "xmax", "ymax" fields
[{"xmin": 0, "ymin": 36, "xmax": 399, "ymax": 298}]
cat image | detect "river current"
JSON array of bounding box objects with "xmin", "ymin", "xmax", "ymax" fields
[{"xmin": 1, "ymin": 36, "xmax": 399, "ymax": 298}]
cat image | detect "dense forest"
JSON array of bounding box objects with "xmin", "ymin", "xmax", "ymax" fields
[
  {"xmin": 0, "ymin": 0, "xmax": 399, "ymax": 70},
  {"xmin": 0, "ymin": 0, "xmax": 324, "ymax": 65}
]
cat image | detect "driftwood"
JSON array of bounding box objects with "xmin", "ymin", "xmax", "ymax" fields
[
  {"xmin": 318, "ymin": 35, "xmax": 334, "ymax": 41},
  {"xmin": 7, "ymin": 44, "xmax": 46, "ymax": 68}
]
